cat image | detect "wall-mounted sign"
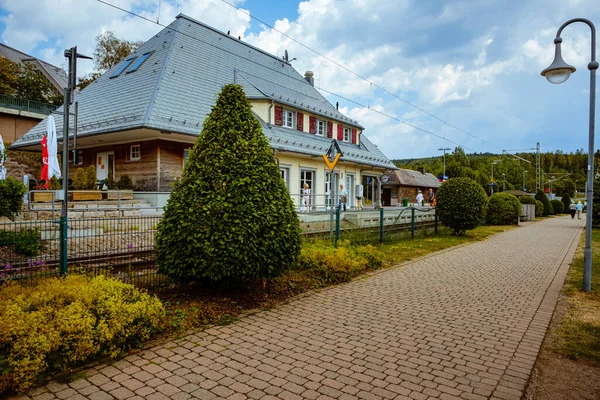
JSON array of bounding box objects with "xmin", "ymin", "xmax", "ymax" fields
[{"xmin": 323, "ymin": 140, "xmax": 343, "ymax": 172}]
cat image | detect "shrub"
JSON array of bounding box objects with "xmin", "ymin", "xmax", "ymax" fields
[
  {"xmin": 0, "ymin": 275, "xmax": 165, "ymax": 394},
  {"xmin": 85, "ymin": 165, "xmax": 97, "ymax": 189},
  {"xmin": 0, "ymin": 177, "xmax": 27, "ymax": 220},
  {"xmin": 117, "ymin": 174, "xmax": 133, "ymax": 190},
  {"xmin": 561, "ymin": 195, "xmax": 572, "ymax": 214},
  {"xmin": 106, "ymin": 173, "xmax": 117, "ymax": 190},
  {"xmin": 436, "ymin": 177, "xmax": 488, "ymax": 235},
  {"xmin": 47, "ymin": 176, "xmax": 61, "ymax": 190},
  {"xmin": 551, "ymin": 199, "xmax": 564, "ymax": 214},
  {"xmin": 486, "ymin": 193, "xmax": 522, "ymax": 225},
  {"xmin": 593, "ymin": 177, "xmax": 600, "ymax": 226},
  {"xmin": 534, "ymin": 190, "xmax": 553, "ymax": 216},
  {"xmin": 0, "ymin": 228, "xmax": 45, "ymax": 256},
  {"xmin": 156, "ymin": 84, "xmax": 301, "ymax": 282},
  {"xmin": 297, "ymin": 242, "xmax": 384, "ymax": 285},
  {"xmin": 519, "ymin": 196, "xmax": 537, "ymax": 205},
  {"xmin": 535, "ymin": 200, "xmax": 544, "ymax": 217},
  {"xmin": 72, "ymin": 168, "xmax": 87, "ymax": 190}
]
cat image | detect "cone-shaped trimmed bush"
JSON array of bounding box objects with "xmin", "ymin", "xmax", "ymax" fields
[
  {"xmin": 550, "ymin": 199, "xmax": 564, "ymax": 214},
  {"xmin": 561, "ymin": 195, "xmax": 571, "ymax": 214},
  {"xmin": 534, "ymin": 190, "xmax": 553, "ymax": 216},
  {"xmin": 155, "ymin": 84, "xmax": 301, "ymax": 282},
  {"xmin": 436, "ymin": 177, "xmax": 488, "ymax": 235}
]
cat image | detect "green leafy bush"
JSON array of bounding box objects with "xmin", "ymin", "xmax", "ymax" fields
[
  {"xmin": 106, "ymin": 173, "xmax": 117, "ymax": 190},
  {"xmin": 436, "ymin": 177, "xmax": 488, "ymax": 235},
  {"xmin": 72, "ymin": 168, "xmax": 87, "ymax": 190},
  {"xmin": 156, "ymin": 84, "xmax": 301, "ymax": 282},
  {"xmin": 535, "ymin": 200, "xmax": 544, "ymax": 217},
  {"xmin": 551, "ymin": 199, "xmax": 564, "ymax": 214},
  {"xmin": 0, "ymin": 228, "xmax": 44, "ymax": 256},
  {"xmin": 47, "ymin": 176, "xmax": 61, "ymax": 190},
  {"xmin": 534, "ymin": 190, "xmax": 553, "ymax": 216},
  {"xmin": 85, "ymin": 165, "xmax": 97, "ymax": 190},
  {"xmin": 0, "ymin": 177, "xmax": 27, "ymax": 220},
  {"xmin": 117, "ymin": 174, "xmax": 133, "ymax": 190},
  {"xmin": 0, "ymin": 275, "xmax": 165, "ymax": 394},
  {"xmin": 486, "ymin": 193, "xmax": 522, "ymax": 225},
  {"xmin": 519, "ymin": 196, "xmax": 537, "ymax": 205},
  {"xmin": 297, "ymin": 242, "xmax": 384, "ymax": 285},
  {"xmin": 561, "ymin": 195, "xmax": 572, "ymax": 214},
  {"xmin": 593, "ymin": 177, "xmax": 600, "ymax": 226}
]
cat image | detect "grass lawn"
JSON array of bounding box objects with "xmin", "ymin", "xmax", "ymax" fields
[{"xmin": 555, "ymin": 228, "xmax": 600, "ymax": 363}]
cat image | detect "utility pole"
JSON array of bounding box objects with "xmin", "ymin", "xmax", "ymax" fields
[
  {"xmin": 536, "ymin": 142, "xmax": 541, "ymax": 192},
  {"xmin": 438, "ymin": 147, "xmax": 450, "ymax": 180}
]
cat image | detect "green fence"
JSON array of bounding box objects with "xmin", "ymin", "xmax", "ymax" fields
[
  {"xmin": 0, "ymin": 94, "xmax": 58, "ymax": 115},
  {"xmin": 1, "ymin": 208, "xmax": 438, "ymax": 288}
]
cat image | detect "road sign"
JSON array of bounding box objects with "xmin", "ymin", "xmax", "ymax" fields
[{"xmin": 323, "ymin": 140, "xmax": 343, "ymax": 172}]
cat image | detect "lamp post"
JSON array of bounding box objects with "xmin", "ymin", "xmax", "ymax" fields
[
  {"xmin": 502, "ymin": 173, "xmax": 506, "ymax": 192},
  {"xmin": 438, "ymin": 147, "xmax": 451, "ymax": 180},
  {"xmin": 541, "ymin": 18, "xmax": 597, "ymax": 292},
  {"xmin": 491, "ymin": 160, "xmax": 500, "ymax": 195},
  {"xmin": 523, "ymin": 170, "xmax": 529, "ymax": 191}
]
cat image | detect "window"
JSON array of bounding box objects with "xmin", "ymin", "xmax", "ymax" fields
[
  {"xmin": 343, "ymin": 127, "xmax": 351, "ymax": 142},
  {"xmin": 127, "ymin": 52, "xmax": 152, "ymax": 73},
  {"xmin": 129, "ymin": 145, "xmax": 141, "ymax": 161},
  {"xmin": 300, "ymin": 169, "xmax": 315, "ymax": 208},
  {"xmin": 283, "ymin": 109, "xmax": 294, "ymax": 128},
  {"xmin": 280, "ymin": 166, "xmax": 290, "ymax": 190},
  {"xmin": 69, "ymin": 149, "xmax": 83, "ymax": 165},
  {"xmin": 111, "ymin": 58, "xmax": 136, "ymax": 78},
  {"xmin": 316, "ymin": 120, "xmax": 326, "ymax": 137}
]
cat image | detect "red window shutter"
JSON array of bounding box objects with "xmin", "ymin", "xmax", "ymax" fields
[
  {"xmin": 337, "ymin": 124, "xmax": 343, "ymax": 140},
  {"xmin": 327, "ymin": 121, "xmax": 333, "ymax": 138},
  {"xmin": 352, "ymin": 128, "xmax": 357, "ymax": 144},
  {"xmin": 297, "ymin": 112, "xmax": 304, "ymax": 131},
  {"xmin": 309, "ymin": 116, "xmax": 317, "ymax": 134},
  {"xmin": 274, "ymin": 106, "xmax": 283, "ymax": 126}
]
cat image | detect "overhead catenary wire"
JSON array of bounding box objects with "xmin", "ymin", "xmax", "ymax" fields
[
  {"xmin": 217, "ymin": 0, "xmax": 504, "ymax": 152},
  {"xmin": 97, "ymin": 0, "xmax": 483, "ymax": 153}
]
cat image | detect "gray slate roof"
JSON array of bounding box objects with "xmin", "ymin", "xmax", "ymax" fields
[
  {"xmin": 385, "ymin": 168, "xmax": 440, "ymax": 188},
  {"xmin": 0, "ymin": 43, "xmax": 68, "ymax": 91},
  {"xmin": 10, "ymin": 14, "xmax": 393, "ymax": 169}
]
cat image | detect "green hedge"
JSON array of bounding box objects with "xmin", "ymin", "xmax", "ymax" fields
[
  {"xmin": 487, "ymin": 193, "xmax": 522, "ymax": 225},
  {"xmin": 551, "ymin": 199, "xmax": 564, "ymax": 214}
]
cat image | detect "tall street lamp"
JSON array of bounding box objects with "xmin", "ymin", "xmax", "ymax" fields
[
  {"xmin": 541, "ymin": 18, "xmax": 597, "ymax": 292},
  {"xmin": 438, "ymin": 147, "xmax": 451, "ymax": 180},
  {"xmin": 523, "ymin": 170, "xmax": 529, "ymax": 191},
  {"xmin": 491, "ymin": 160, "xmax": 501, "ymax": 195}
]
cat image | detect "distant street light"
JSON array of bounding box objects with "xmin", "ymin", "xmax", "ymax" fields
[
  {"xmin": 438, "ymin": 147, "xmax": 451, "ymax": 180},
  {"xmin": 502, "ymin": 173, "xmax": 506, "ymax": 192},
  {"xmin": 541, "ymin": 18, "xmax": 597, "ymax": 292},
  {"xmin": 491, "ymin": 160, "xmax": 501, "ymax": 195},
  {"xmin": 523, "ymin": 170, "xmax": 529, "ymax": 191}
]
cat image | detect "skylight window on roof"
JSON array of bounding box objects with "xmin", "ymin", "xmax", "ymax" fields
[
  {"xmin": 110, "ymin": 57, "xmax": 136, "ymax": 78},
  {"xmin": 127, "ymin": 52, "xmax": 152, "ymax": 73}
]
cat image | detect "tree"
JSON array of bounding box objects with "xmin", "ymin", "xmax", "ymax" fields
[
  {"xmin": 155, "ymin": 84, "xmax": 301, "ymax": 282},
  {"xmin": 0, "ymin": 57, "xmax": 62, "ymax": 105},
  {"xmin": 0, "ymin": 57, "xmax": 19, "ymax": 96},
  {"xmin": 534, "ymin": 190, "xmax": 553, "ymax": 216},
  {"xmin": 436, "ymin": 177, "xmax": 488, "ymax": 235},
  {"xmin": 77, "ymin": 31, "xmax": 142, "ymax": 90}
]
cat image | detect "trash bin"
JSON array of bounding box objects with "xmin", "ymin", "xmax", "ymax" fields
[{"xmin": 402, "ymin": 198, "xmax": 409, "ymax": 207}]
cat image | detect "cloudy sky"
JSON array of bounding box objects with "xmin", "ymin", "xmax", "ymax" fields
[{"xmin": 1, "ymin": 0, "xmax": 599, "ymax": 160}]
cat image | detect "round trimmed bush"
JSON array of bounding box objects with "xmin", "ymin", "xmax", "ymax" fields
[
  {"xmin": 519, "ymin": 196, "xmax": 536, "ymax": 205},
  {"xmin": 535, "ymin": 200, "xmax": 544, "ymax": 217},
  {"xmin": 486, "ymin": 193, "xmax": 522, "ymax": 225},
  {"xmin": 561, "ymin": 195, "xmax": 572, "ymax": 214},
  {"xmin": 436, "ymin": 177, "xmax": 488, "ymax": 235},
  {"xmin": 534, "ymin": 190, "xmax": 553, "ymax": 216},
  {"xmin": 550, "ymin": 199, "xmax": 564, "ymax": 214},
  {"xmin": 155, "ymin": 84, "xmax": 301, "ymax": 282}
]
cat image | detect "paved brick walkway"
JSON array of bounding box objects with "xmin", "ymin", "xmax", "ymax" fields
[{"xmin": 13, "ymin": 216, "xmax": 584, "ymax": 400}]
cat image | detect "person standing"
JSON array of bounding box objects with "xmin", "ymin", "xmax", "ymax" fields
[
  {"xmin": 302, "ymin": 183, "xmax": 311, "ymax": 212},
  {"xmin": 339, "ymin": 184, "xmax": 348, "ymax": 211},
  {"xmin": 428, "ymin": 188, "xmax": 435, "ymax": 206},
  {"xmin": 416, "ymin": 190, "xmax": 424, "ymax": 207},
  {"xmin": 569, "ymin": 202, "xmax": 577, "ymax": 219},
  {"xmin": 576, "ymin": 201, "xmax": 584, "ymax": 219}
]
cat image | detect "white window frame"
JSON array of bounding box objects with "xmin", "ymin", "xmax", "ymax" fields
[
  {"xmin": 316, "ymin": 119, "xmax": 326, "ymax": 137},
  {"xmin": 343, "ymin": 127, "xmax": 351, "ymax": 142},
  {"xmin": 280, "ymin": 165, "xmax": 290, "ymax": 190},
  {"xmin": 283, "ymin": 109, "xmax": 294, "ymax": 128},
  {"xmin": 129, "ymin": 144, "xmax": 141, "ymax": 161}
]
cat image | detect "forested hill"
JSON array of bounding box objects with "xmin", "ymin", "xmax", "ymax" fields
[{"xmin": 393, "ymin": 148, "xmax": 600, "ymax": 196}]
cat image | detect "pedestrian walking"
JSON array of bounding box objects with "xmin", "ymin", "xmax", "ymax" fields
[
  {"xmin": 416, "ymin": 190, "xmax": 424, "ymax": 207},
  {"xmin": 576, "ymin": 201, "xmax": 583, "ymax": 219},
  {"xmin": 338, "ymin": 184, "xmax": 348, "ymax": 211},
  {"xmin": 569, "ymin": 202, "xmax": 577, "ymax": 219},
  {"xmin": 428, "ymin": 188, "xmax": 435, "ymax": 206}
]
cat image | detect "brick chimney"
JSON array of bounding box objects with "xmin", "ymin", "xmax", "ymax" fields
[
  {"xmin": 417, "ymin": 167, "xmax": 425, "ymax": 174},
  {"xmin": 304, "ymin": 71, "xmax": 314, "ymax": 86}
]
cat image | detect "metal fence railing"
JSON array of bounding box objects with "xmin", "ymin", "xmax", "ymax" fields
[
  {"xmin": 0, "ymin": 94, "xmax": 58, "ymax": 115},
  {"xmin": 0, "ymin": 207, "xmax": 438, "ymax": 288}
]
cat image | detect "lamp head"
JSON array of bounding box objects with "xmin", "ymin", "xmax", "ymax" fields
[{"xmin": 541, "ymin": 37, "xmax": 576, "ymax": 84}]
